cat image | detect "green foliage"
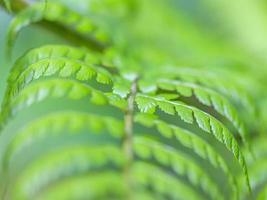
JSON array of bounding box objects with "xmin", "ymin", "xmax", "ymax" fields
[
  {"xmin": 2, "ymin": 0, "xmax": 11, "ymax": 12},
  {"xmin": 0, "ymin": 0, "xmax": 267, "ymax": 200}
]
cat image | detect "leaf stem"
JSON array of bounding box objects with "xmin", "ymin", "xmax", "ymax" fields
[{"xmin": 123, "ymin": 76, "xmax": 138, "ymax": 199}]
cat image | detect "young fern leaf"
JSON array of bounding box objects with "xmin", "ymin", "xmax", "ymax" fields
[
  {"xmin": 133, "ymin": 162, "xmax": 205, "ymax": 200},
  {"xmin": 238, "ymin": 137, "xmax": 267, "ymax": 199},
  {"xmin": 134, "ymin": 136, "xmax": 224, "ymax": 200},
  {"xmin": 1, "ymin": 0, "xmax": 263, "ymax": 199},
  {"xmin": 12, "ymin": 146, "xmax": 124, "ymax": 198},
  {"xmin": 113, "ymin": 76, "xmax": 132, "ymax": 98},
  {"xmin": 135, "ymin": 113, "xmax": 239, "ymax": 199},
  {"xmin": 6, "ymin": 2, "xmax": 109, "ymax": 56},
  {"xmin": 2, "ymin": 44, "xmax": 122, "ymax": 118},
  {"xmin": 141, "ymin": 78, "xmax": 248, "ymax": 144},
  {"xmin": 7, "ymin": 45, "xmax": 102, "ymax": 84},
  {"xmin": 162, "ymin": 67, "xmax": 255, "ymax": 115},
  {"xmin": 5, "ymin": 57, "xmax": 112, "ymax": 100},
  {"xmin": 135, "ymin": 94, "xmax": 251, "ymax": 192},
  {"xmin": 14, "ymin": 171, "xmax": 126, "ymax": 200},
  {"xmin": 37, "ymin": 173, "xmax": 126, "ymax": 200},
  {"xmin": 237, "ymin": 159, "xmax": 267, "ymax": 200},
  {"xmin": 0, "ymin": 79, "xmax": 127, "ymax": 129},
  {"xmin": 2, "ymin": 111, "xmax": 124, "ymax": 169},
  {"xmin": 3, "ymin": 44, "xmax": 121, "ymax": 115},
  {"xmin": 0, "ymin": 49, "xmax": 251, "ymax": 199}
]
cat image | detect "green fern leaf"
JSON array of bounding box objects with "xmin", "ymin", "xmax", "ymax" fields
[
  {"xmin": 2, "ymin": 111, "xmax": 124, "ymax": 169},
  {"xmin": 140, "ymin": 78, "xmax": 248, "ymax": 144},
  {"xmin": 6, "ymin": 2, "xmax": 109, "ymax": 56},
  {"xmin": 133, "ymin": 162, "xmax": 205, "ymax": 200},
  {"xmin": 134, "ymin": 136, "xmax": 224, "ymax": 200},
  {"xmin": 135, "ymin": 113, "xmax": 239, "ymax": 199},
  {"xmin": 135, "ymin": 94, "xmax": 251, "ymax": 192},
  {"xmin": 1, "ymin": 1, "xmax": 263, "ymax": 199},
  {"xmin": 0, "ymin": 79, "xmax": 126, "ymax": 128}
]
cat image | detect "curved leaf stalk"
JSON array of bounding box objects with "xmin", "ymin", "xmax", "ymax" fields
[{"xmin": 123, "ymin": 75, "xmax": 138, "ymax": 200}]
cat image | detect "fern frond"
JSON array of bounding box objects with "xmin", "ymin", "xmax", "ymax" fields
[
  {"xmin": 113, "ymin": 76, "xmax": 132, "ymax": 98},
  {"xmin": 2, "ymin": 44, "xmax": 119, "ymax": 119},
  {"xmin": 238, "ymin": 159, "xmax": 267, "ymax": 200},
  {"xmin": 7, "ymin": 45, "xmax": 102, "ymax": 84},
  {"xmin": 11, "ymin": 145, "xmax": 123, "ymax": 194},
  {"xmin": 0, "ymin": 79, "xmax": 127, "ymax": 128},
  {"xmin": 238, "ymin": 137, "xmax": 267, "ymax": 199},
  {"xmin": 139, "ymin": 78, "xmax": 247, "ymax": 143},
  {"xmin": 135, "ymin": 94, "xmax": 251, "ymax": 191},
  {"xmin": 6, "ymin": 2, "xmax": 109, "ymax": 56},
  {"xmin": 133, "ymin": 162, "xmax": 205, "ymax": 200},
  {"xmin": 14, "ymin": 171, "xmax": 125, "ymax": 200},
  {"xmin": 135, "ymin": 113, "xmax": 239, "ymax": 199},
  {"xmin": 134, "ymin": 136, "xmax": 224, "ymax": 200},
  {"xmin": 6, "ymin": 57, "xmax": 112, "ymax": 100},
  {"xmin": 161, "ymin": 67, "xmax": 255, "ymax": 115},
  {"xmin": 1, "ymin": 1, "xmax": 264, "ymax": 199},
  {"xmin": 2, "ymin": 111, "xmax": 124, "ymax": 169}
]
